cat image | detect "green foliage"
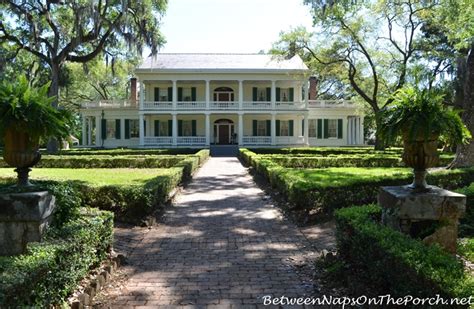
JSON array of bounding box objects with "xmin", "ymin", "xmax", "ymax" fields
[
  {"xmin": 241, "ymin": 149, "xmax": 474, "ymax": 218},
  {"xmin": 55, "ymin": 148, "xmax": 199, "ymax": 156},
  {"xmin": 380, "ymin": 86, "xmax": 471, "ymax": 144},
  {"xmin": 0, "ymin": 209, "xmax": 114, "ymax": 306},
  {"xmin": 458, "ymin": 238, "xmax": 474, "ymax": 263},
  {"xmin": 456, "ymin": 183, "xmax": 474, "ymax": 237},
  {"xmin": 0, "ymin": 75, "xmax": 72, "ymax": 142},
  {"xmin": 335, "ymin": 205, "xmax": 474, "ymax": 299}
]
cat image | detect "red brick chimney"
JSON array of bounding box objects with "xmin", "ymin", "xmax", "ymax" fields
[
  {"xmin": 309, "ymin": 76, "xmax": 317, "ymax": 100},
  {"xmin": 130, "ymin": 77, "xmax": 137, "ymax": 106}
]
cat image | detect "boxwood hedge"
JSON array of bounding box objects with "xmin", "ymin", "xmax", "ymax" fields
[
  {"xmin": 335, "ymin": 205, "xmax": 474, "ymax": 301},
  {"xmin": 0, "ymin": 208, "xmax": 114, "ymax": 307},
  {"xmin": 241, "ymin": 149, "xmax": 474, "ymax": 219}
]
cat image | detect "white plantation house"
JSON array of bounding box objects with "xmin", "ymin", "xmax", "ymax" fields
[{"xmin": 80, "ymin": 53, "xmax": 364, "ymax": 149}]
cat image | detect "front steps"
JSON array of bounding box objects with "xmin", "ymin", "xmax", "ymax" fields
[{"xmin": 210, "ymin": 145, "xmax": 239, "ymax": 157}]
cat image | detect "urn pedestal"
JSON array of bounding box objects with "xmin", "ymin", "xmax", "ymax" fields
[
  {"xmin": 379, "ymin": 186, "xmax": 466, "ymax": 253},
  {"xmin": 0, "ymin": 191, "xmax": 56, "ymax": 256}
]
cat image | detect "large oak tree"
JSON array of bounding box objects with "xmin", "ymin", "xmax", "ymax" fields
[{"xmin": 0, "ymin": 0, "xmax": 167, "ymax": 151}]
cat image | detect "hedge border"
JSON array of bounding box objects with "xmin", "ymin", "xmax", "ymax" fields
[{"xmin": 335, "ymin": 205, "xmax": 474, "ymax": 301}]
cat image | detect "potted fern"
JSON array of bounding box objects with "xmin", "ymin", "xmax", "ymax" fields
[
  {"xmin": 0, "ymin": 76, "xmax": 71, "ymax": 187},
  {"xmin": 381, "ymin": 86, "xmax": 470, "ymax": 191}
]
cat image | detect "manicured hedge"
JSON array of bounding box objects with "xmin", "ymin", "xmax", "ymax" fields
[
  {"xmin": 241, "ymin": 149, "xmax": 474, "ymax": 219},
  {"xmin": 335, "ymin": 205, "xmax": 474, "ymax": 300},
  {"xmin": 53, "ymin": 148, "xmax": 199, "ymax": 156},
  {"xmin": 249, "ymin": 147, "xmax": 403, "ymax": 155},
  {"xmin": 267, "ymin": 155, "xmax": 453, "ymax": 168},
  {"xmin": 0, "ymin": 208, "xmax": 114, "ymax": 306}
]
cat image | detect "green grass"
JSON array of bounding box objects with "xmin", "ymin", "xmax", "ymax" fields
[
  {"xmin": 0, "ymin": 168, "xmax": 174, "ymax": 186},
  {"xmin": 285, "ymin": 167, "xmax": 412, "ymax": 188},
  {"xmin": 458, "ymin": 238, "xmax": 474, "ymax": 263}
]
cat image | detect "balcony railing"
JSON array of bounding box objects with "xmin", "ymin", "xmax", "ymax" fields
[
  {"xmin": 276, "ymin": 136, "xmax": 305, "ymax": 145},
  {"xmin": 176, "ymin": 101, "xmax": 207, "ymax": 110},
  {"xmin": 144, "ymin": 136, "xmax": 173, "ymax": 146},
  {"xmin": 242, "ymin": 101, "xmax": 272, "ymax": 110},
  {"xmin": 82, "ymin": 100, "xmax": 136, "ymax": 109},
  {"xmin": 176, "ymin": 136, "xmax": 206, "ymax": 146},
  {"xmin": 308, "ymin": 100, "xmax": 355, "ymax": 108},
  {"xmin": 209, "ymin": 101, "xmax": 239, "ymax": 110},
  {"xmin": 275, "ymin": 102, "xmax": 306, "ymax": 110},
  {"xmin": 142, "ymin": 101, "xmax": 173, "ymax": 110}
]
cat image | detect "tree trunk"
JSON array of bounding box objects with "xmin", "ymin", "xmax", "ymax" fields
[
  {"xmin": 374, "ymin": 111, "xmax": 385, "ymax": 150},
  {"xmin": 450, "ymin": 46, "xmax": 474, "ymax": 168},
  {"xmin": 46, "ymin": 61, "xmax": 60, "ymax": 153}
]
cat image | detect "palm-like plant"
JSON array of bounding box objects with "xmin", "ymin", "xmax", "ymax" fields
[
  {"xmin": 0, "ymin": 76, "xmax": 72, "ymax": 186},
  {"xmin": 380, "ymin": 86, "xmax": 471, "ymax": 190}
]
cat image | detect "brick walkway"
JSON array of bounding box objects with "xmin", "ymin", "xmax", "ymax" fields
[{"xmin": 98, "ymin": 157, "xmax": 334, "ymax": 308}]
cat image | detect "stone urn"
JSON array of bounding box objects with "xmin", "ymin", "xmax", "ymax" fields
[
  {"xmin": 401, "ymin": 130, "xmax": 439, "ymax": 191},
  {"xmin": 3, "ymin": 123, "xmax": 41, "ymax": 187}
]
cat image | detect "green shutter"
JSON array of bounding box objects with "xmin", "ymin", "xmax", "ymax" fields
[
  {"xmin": 289, "ymin": 120, "xmax": 294, "ymax": 136},
  {"xmin": 317, "ymin": 119, "xmax": 323, "ymax": 139},
  {"xmin": 302, "ymin": 119, "xmax": 305, "ymax": 136},
  {"xmin": 144, "ymin": 120, "xmax": 146, "ymax": 136},
  {"xmin": 154, "ymin": 120, "xmax": 160, "ymax": 136},
  {"xmin": 178, "ymin": 120, "xmax": 183, "ymax": 136},
  {"xmin": 101, "ymin": 119, "xmax": 107, "ymax": 140},
  {"xmin": 338, "ymin": 119, "xmax": 343, "ymax": 139},
  {"xmin": 191, "ymin": 87, "xmax": 197, "ymax": 101},
  {"xmin": 276, "ymin": 88, "xmax": 281, "ymax": 101},
  {"xmin": 167, "ymin": 87, "xmax": 172, "ymax": 101},
  {"xmin": 266, "ymin": 87, "xmax": 271, "ymax": 101},
  {"xmin": 124, "ymin": 119, "xmax": 130, "ymax": 139},
  {"xmin": 115, "ymin": 119, "xmax": 121, "ymax": 139},
  {"xmin": 178, "ymin": 87, "xmax": 183, "ymax": 101},
  {"xmin": 154, "ymin": 87, "xmax": 160, "ymax": 101},
  {"xmin": 276, "ymin": 120, "xmax": 281, "ymax": 136},
  {"xmin": 252, "ymin": 120, "xmax": 258, "ymax": 136},
  {"xmin": 252, "ymin": 87, "xmax": 257, "ymax": 101},
  {"xmin": 168, "ymin": 120, "xmax": 172, "ymax": 137},
  {"xmin": 192, "ymin": 120, "xmax": 197, "ymax": 136},
  {"xmin": 289, "ymin": 88, "xmax": 294, "ymax": 102},
  {"xmin": 266, "ymin": 120, "xmax": 271, "ymax": 137},
  {"xmin": 324, "ymin": 119, "xmax": 329, "ymax": 139}
]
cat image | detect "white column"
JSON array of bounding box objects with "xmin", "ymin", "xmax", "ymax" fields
[
  {"xmin": 205, "ymin": 113, "xmax": 210, "ymax": 146},
  {"xmin": 359, "ymin": 117, "xmax": 364, "ymax": 145},
  {"xmin": 120, "ymin": 118, "xmax": 126, "ymax": 142},
  {"xmin": 205, "ymin": 80, "xmax": 210, "ymax": 110},
  {"xmin": 172, "ymin": 113, "xmax": 178, "ymax": 146},
  {"xmin": 172, "ymin": 80, "xmax": 177, "ymax": 110},
  {"xmin": 238, "ymin": 113, "xmax": 244, "ymax": 145},
  {"xmin": 238, "ymin": 80, "xmax": 243, "ymax": 110},
  {"xmin": 95, "ymin": 116, "xmax": 101, "ymax": 146},
  {"xmin": 139, "ymin": 113, "xmax": 145, "ymax": 146},
  {"xmin": 81, "ymin": 116, "xmax": 87, "ymax": 146},
  {"xmin": 271, "ymin": 113, "xmax": 276, "ymax": 146},
  {"xmin": 304, "ymin": 114, "xmax": 309, "ymax": 145},
  {"xmin": 139, "ymin": 81, "xmax": 144, "ymax": 109},
  {"xmin": 271, "ymin": 80, "xmax": 276, "ymax": 109},
  {"xmin": 87, "ymin": 117, "xmax": 92, "ymax": 146},
  {"xmin": 303, "ymin": 80, "xmax": 309, "ymax": 108}
]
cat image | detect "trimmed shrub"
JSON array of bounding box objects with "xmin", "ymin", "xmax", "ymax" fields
[
  {"xmin": 456, "ymin": 183, "xmax": 474, "ymax": 237},
  {"xmin": 0, "ymin": 208, "xmax": 114, "ymax": 307},
  {"xmin": 241, "ymin": 149, "xmax": 474, "ymax": 218},
  {"xmin": 53, "ymin": 148, "xmax": 199, "ymax": 156},
  {"xmin": 335, "ymin": 205, "xmax": 474, "ymax": 301}
]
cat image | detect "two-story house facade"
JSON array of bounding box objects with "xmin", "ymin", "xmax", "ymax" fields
[{"xmin": 80, "ymin": 53, "xmax": 364, "ymax": 148}]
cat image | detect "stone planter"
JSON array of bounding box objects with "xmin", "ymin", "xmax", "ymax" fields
[
  {"xmin": 402, "ymin": 131, "xmax": 439, "ymax": 191},
  {"xmin": 2, "ymin": 124, "xmax": 41, "ymax": 187},
  {"xmin": 0, "ymin": 191, "xmax": 56, "ymax": 256}
]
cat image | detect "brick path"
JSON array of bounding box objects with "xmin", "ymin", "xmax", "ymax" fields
[{"xmin": 98, "ymin": 157, "xmax": 334, "ymax": 308}]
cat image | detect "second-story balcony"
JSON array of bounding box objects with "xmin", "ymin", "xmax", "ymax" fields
[{"xmin": 140, "ymin": 100, "xmax": 310, "ymax": 111}]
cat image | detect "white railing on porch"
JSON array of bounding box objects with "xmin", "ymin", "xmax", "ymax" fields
[
  {"xmin": 308, "ymin": 100, "xmax": 354, "ymax": 108},
  {"xmin": 275, "ymin": 102, "xmax": 306, "ymax": 110},
  {"xmin": 82, "ymin": 100, "xmax": 135, "ymax": 109},
  {"xmin": 276, "ymin": 136, "xmax": 305, "ymax": 145},
  {"xmin": 242, "ymin": 136, "xmax": 272, "ymax": 145},
  {"xmin": 176, "ymin": 136, "xmax": 206, "ymax": 145},
  {"xmin": 176, "ymin": 101, "xmax": 207, "ymax": 110},
  {"xmin": 144, "ymin": 137, "xmax": 173, "ymax": 145},
  {"xmin": 242, "ymin": 101, "xmax": 272, "ymax": 110},
  {"xmin": 210, "ymin": 101, "xmax": 239, "ymax": 110},
  {"xmin": 142, "ymin": 101, "xmax": 173, "ymax": 110}
]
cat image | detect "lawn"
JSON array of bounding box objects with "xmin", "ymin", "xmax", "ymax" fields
[{"xmin": 0, "ymin": 167, "xmax": 175, "ymax": 186}]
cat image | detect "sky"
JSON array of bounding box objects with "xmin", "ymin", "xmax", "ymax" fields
[{"xmin": 158, "ymin": 0, "xmax": 314, "ymax": 54}]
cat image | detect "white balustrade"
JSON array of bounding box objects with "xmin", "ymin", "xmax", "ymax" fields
[
  {"xmin": 210, "ymin": 101, "xmax": 239, "ymax": 110},
  {"xmin": 82, "ymin": 100, "xmax": 134, "ymax": 109},
  {"xmin": 308, "ymin": 100, "xmax": 354, "ymax": 108},
  {"xmin": 242, "ymin": 136, "xmax": 272, "ymax": 145},
  {"xmin": 275, "ymin": 136, "xmax": 305, "ymax": 145},
  {"xmin": 142, "ymin": 101, "xmax": 173, "ymax": 110},
  {"xmin": 176, "ymin": 101, "xmax": 207, "ymax": 110},
  {"xmin": 242, "ymin": 101, "xmax": 272, "ymax": 110},
  {"xmin": 144, "ymin": 136, "xmax": 173, "ymax": 146},
  {"xmin": 176, "ymin": 136, "xmax": 207, "ymax": 146}
]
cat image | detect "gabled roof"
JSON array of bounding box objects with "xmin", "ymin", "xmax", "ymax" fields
[{"xmin": 136, "ymin": 53, "xmax": 309, "ymax": 72}]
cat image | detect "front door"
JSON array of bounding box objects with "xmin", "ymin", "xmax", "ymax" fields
[
  {"xmin": 218, "ymin": 125, "xmax": 230, "ymax": 144},
  {"xmin": 218, "ymin": 93, "xmax": 230, "ymax": 101}
]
